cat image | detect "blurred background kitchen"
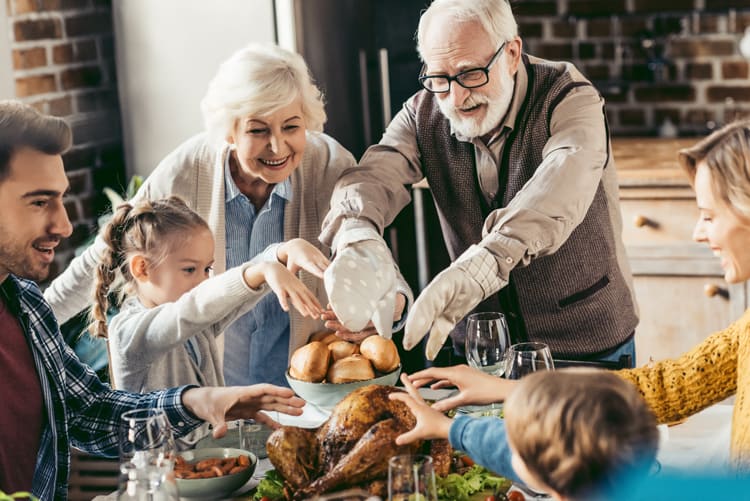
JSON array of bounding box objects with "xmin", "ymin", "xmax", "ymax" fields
[{"xmin": 2, "ymin": 0, "xmax": 750, "ymax": 372}]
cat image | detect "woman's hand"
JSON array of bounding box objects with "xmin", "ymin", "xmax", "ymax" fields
[
  {"xmin": 277, "ymin": 238, "xmax": 329, "ymax": 278},
  {"xmin": 389, "ymin": 373, "xmax": 452, "ymax": 445},
  {"xmin": 321, "ymin": 293, "xmax": 407, "ymax": 342},
  {"xmin": 407, "ymin": 365, "xmax": 516, "ymax": 412},
  {"xmin": 181, "ymin": 384, "xmax": 305, "ymax": 438}
]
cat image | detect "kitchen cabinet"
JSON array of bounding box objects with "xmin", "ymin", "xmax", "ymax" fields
[{"xmin": 613, "ymin": 138, "xmax": 748, "ymax": 365}]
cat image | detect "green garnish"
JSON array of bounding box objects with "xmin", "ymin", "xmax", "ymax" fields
[
  {"xmin": 253, "ymin": 469, "xmax": 285, "ymax": 500},
  {"xmin": 436, "ymin": 465, "xmax": 512, "ymax": 501}
]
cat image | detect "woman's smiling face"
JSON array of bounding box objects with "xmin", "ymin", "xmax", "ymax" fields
[
  {"xmin": 693, "ymin": 161, "xmax": 750, "ymax": 284},
  {"xmin": 227, "ymin": 99, "xmax": 307, "ymax": 185}
]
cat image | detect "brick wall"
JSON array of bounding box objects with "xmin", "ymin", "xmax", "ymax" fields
[
  {"xmin": 5, "ymin": 0, "xmax": 125, "ymax": 281},
  {"xmin": 513, "ymin": 0, "xmax": 750, "ymax": 136}
]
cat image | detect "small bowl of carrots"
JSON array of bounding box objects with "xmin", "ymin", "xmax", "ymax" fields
[{"xmin": 174, "ymin": 447, "xmax": 256, "ymax": 498}]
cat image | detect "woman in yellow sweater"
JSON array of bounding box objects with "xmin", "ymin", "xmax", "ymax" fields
[{"xmin": 393, "ymin": 120, "xmax": 750, "ymax": 472}]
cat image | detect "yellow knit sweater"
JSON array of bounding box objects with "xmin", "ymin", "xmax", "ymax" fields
[{"xmin": 618, "ymin": 308, "xmax": 750, "ymax": 468}]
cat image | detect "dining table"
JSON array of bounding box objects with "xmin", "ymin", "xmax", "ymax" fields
[{"xmin": 197, "ymin": 393, "xmax": 735, "ymax": 501}]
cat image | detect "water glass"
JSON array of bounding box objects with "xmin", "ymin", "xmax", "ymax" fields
[
  {"xmin": 465, "ymin": 312, "xmax": 511, "ymax": 377},
  {"xmin": 119, "ymin": 408, "xmax": 175, "ymax": 468},
  {"xmin": 118, "ymin": 408, "xmax": 177, "ymax": 500},
  {"xmin": 388, "ymin": 454, "xmax": 437, "ymax": 501},
  {"xmin": 238, "ymin": 419, "xmax": 271, "ymax": 459},
  {"xmin": 505, "ymin": 342, "xmax": 555, "ymax": 380}
]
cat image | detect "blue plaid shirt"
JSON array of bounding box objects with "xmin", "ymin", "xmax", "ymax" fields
[
  {"xmin": 1, "ymin": 276, "xmax": 202, "ymax": 501},
  {"xmin": 222, "ymin": 155, "xmax": 292, "ymax": 388}
]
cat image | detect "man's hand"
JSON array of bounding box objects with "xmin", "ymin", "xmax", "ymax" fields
[
  {"xmin": 325, "ymin": 238, "xmax": 399, "ymax": 338},
  {"xmin": 320, "ymin": 293, "xmax": 406, "ymax": 342},
  {"xmin": 181, "ymin": 385, "xmax": 305, "ymax": 438},
  {"xmin": 404, "ymin": 245, "xmax": 506, "ymax": 360},
  {"xmin": 389, "ymin": 373, "xmax": 452, "ymax": 445},
  {"xmin": 406, "ymin": 365, "xmax": 515, "ymax": 412}
]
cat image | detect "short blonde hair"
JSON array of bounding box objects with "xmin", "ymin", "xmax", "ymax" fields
[
  {"xmin": 678, "ymin": 120, "xmax": 750, "ymax": 219},
  {"xmin": 416, "ymin": 0, "xmax": 518, "ymax": 62},
  {"xmin": 200, "ymin": 43, "xmax": 327, "ymax": 143},
  {"xmin": 505, "ymin": 369, "xmax": 658, "ymax": 499}
]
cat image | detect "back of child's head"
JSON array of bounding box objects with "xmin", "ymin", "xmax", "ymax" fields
[
  {"xmin": 89, "ymin": 195, "xmax": 209, "ymax": 337},
  {"xmin": 504, "ymin": 368, "xmax": 658, "ymax": 500}
]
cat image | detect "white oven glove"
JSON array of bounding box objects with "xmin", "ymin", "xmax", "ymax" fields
[
  {"xmin": 324, "ymin": 222, "xmax": 398, "ymax": 339},
  {"xmin": 404, "ymin": 245, "xmax": 507, "ymax": 360}
]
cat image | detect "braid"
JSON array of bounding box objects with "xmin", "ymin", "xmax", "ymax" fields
[
  {"xmin": 88, "ymin": 195, "xmax": 209, "ymax": 338},
  {"xmin": 89, "ymin": 202, "xmax": 136, "ymax": 338}
]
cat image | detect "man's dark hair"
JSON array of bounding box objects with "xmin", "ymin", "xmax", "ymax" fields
[{"xmin": 0, "ymin": 99, "xmax": 72, "ymax": 181}]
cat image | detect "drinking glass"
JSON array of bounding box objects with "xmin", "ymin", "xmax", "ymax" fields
[
  {"xmin": 460, "ymin": 312, "xmax": 510, "ymax": 414},
  {"xmin": 118, "ymin": 409, "xmax": 177, "ymax": 501},
  {"xmin": 238, "ymin": 419, "xmax": 272, "ymax": 459},
  {"xmin": 388, "ymin": 454, "xmax": 437, "ymax": 501},
  {"xmin": 504, "ymin": 342, "xmax": 555, "ymax": 380},
  {"xmin": 465, "ymin": 312, "xmax": 511, "ymax": 377}
]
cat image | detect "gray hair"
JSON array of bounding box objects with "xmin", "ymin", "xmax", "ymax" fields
[
  {"xmin": 416, "ymin": 0, "xmax": 518, "ymax": 61},
  {"xmin": 200, "ymin": 43, "xmax": 327, "ymax": 143},
  {"xmin": 0, "ymin": 99, "xmax": 72, "ymax": 181}
]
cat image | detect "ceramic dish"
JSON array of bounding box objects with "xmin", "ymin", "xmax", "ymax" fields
[{"xmin": 175, "ymin": 447, "xmax": 256, "ymax": 498}]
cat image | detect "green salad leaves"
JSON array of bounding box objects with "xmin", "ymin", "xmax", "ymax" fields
[
  {"xmin": 253, "ymin": 465, "xmax": 510, "ymax": 501},
  {"xmin": 253, "ymin": 469, "xmax": 285, "ymax": 500},
  {"xmin": 436, "ymin": 465, "xmax": 512, "ymax": 501}
]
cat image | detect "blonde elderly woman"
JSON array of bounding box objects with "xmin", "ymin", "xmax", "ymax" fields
[
  {"xmin": 397, "ymin": 120, "xmax": 750, "ymax": 474},
  {"xmin": 45, "ymin": 43, "xmax": 408, "ymax": 387}
]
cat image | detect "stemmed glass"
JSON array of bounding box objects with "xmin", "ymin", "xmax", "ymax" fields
[
  {"xmin": 118, "ymin": 408, "xmax": 178, "ymax": 500},
  {"xmin": 465, "ymin": 312, "xmax": 511, "ymax": 377},
  {"xmin": 463, "ymin": 312, "xmax": 510, "ymax": 414},
  {"xmin": 504, "ymin": 342, "xmax": 555, "ymax": 380},
  {"xmin": 388, "ymin": 454, "xmax": 438, "ymax": 501}
]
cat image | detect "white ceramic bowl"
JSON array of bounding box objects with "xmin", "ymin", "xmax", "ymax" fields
[
  {"xmin": 286, "ymin": 365, "xmax": 401, "ymax": 410},
  {"xmin": 175, "ymin": 447, "xmax": 256, "ymax": 498}
]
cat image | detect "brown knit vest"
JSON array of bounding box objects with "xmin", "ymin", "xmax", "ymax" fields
[{"xmin": 414, "ymin": 55, "xmax": 638, "ymax": 358}]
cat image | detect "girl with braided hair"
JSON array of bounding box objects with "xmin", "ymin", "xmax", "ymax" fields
[{"xmin": 90, "ymin": 196, "xmax": 326, "ymax": 445}]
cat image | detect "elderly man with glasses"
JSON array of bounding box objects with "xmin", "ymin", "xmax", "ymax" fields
[{"xmin": 320, "ymin": 0, "xmax": 638, "ymax": 370}]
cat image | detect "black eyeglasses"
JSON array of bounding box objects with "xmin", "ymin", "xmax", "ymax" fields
[{"xmin": 418, "ymin": 42, "xmax": 507, "ymax": 94}]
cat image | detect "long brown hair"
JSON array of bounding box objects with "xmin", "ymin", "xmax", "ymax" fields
[{"xmin": 89, "ymin": 196, "xmax": 209, "ymax": 338}]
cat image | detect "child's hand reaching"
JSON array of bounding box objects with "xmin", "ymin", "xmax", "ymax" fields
[
  {"xmin": 389, "ymin": 373, "xmax": 452, "ymax": 445},
  {"xmin": 277, "ymin": 238, "xmax": 330, "ymax": 278},
  {"xmin": 243, "ymin": 261, "xmax": 323, "ymax": 318}
]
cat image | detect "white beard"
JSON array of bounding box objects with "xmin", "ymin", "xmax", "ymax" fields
[{"xmin": 437, "ymin": 65, "xmax": 515, "ymax": 139}]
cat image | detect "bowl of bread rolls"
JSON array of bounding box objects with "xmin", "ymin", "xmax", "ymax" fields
[{"xmin": 285, "ymin": 331, "xmax": 401, "ymax": 409}]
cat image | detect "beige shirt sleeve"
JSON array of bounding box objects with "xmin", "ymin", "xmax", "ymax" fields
[
  {"xmin": 319, "ymin": 97, "xmax": 424, "ymax": 246},
  {"xmin": 322, "ymin": 84, "xmax": 610, "ymax": 288},
  {"xmin": 480, "ymin": 84, "xmax": 611, "ymax": 280}
]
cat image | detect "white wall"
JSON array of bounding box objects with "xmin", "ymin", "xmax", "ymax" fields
[
  {"xmin": 0, "ymin": 0, "xmax": 14, "ymax": 100},
  {"xmin": 112, "ymin": 0, "xmax": 280, "ymax": 177}
]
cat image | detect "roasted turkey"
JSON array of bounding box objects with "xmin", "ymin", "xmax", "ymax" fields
[{"xmin": 267, "ymin": 385, "xmax": 452, "ymax": 499}]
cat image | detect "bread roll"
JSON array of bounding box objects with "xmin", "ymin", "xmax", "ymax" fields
[
  {"xmin": 308, "ymin": 330, "xmax": 338, "ymax": 345},
  {"xmin": 289, "ymin": 341, "xmax": 330, "ymax": 382},
  {"xmin": 327, "ymin": 355, "xmax": 375, "ymax": 383},
  {"xmin": 359, "ymin": 335, "xmax": 400, "ymax": 373},
  {"xmin": 328, "ymin": 340, "xmax": 359, "ymax": 361}
]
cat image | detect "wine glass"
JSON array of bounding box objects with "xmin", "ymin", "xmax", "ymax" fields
[
  {"xmin": 388, "ymin": 454, "xmax": 437, "ymax": 501},
  {"xmin": 118, "ymin": 409, "xmax": 177, "ymax": 500},
  {"xmin": 462, "ymin": 312, "xmax": 510, "ymax": 414},
  {"xmin": 465, "ymin": 312, "xmax": 511, "ymax": 377},
  {"xmin": 504, "ymin": 342, "xmax": 555, "ymax": 380}
]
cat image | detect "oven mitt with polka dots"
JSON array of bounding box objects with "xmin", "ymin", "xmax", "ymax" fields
[
  {"xmin": 404, "ymin": 245, "xmax": 507, "ymax": 360},
  {"xmin": 324, "ymin": 229, "xmax": 398, "ymax": 339}
]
